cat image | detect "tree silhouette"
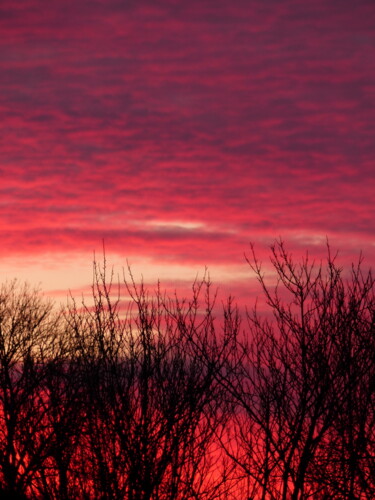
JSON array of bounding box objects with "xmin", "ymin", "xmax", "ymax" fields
[
  {"xmin": 64, "ymin": 261, "xmax": 234, "ymax": 499},
  {"xmin": 0, "ymin": 243, "xmax": 373, "ymax": 499},
  {"xmin": 213, "ymin": 241, "xmax": 375, "ymax": 499},
  {"xmin": 0, "ymin": 281, "xmax": 60, "ymax": 499}
]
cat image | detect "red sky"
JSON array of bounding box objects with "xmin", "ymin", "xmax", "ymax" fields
[{"xmin": 1, "ymin": 0, "xmax": 374, "ymax": 302}]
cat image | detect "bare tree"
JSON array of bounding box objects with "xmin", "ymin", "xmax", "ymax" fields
[
  {"xmin": 0, "ymin": 281, "xmax": 60, "ymax": 499},
  {"xmin": 64, "ymin": 261, "xmax": 235, "ymax": 500},
  {"xmin": 216, "ymin": 241, "xmax": 375, "ymax": 499},
  {"xmin": 1, "ymin": 243, "xmax": 373, "ymax": 500},
  {"xmin": 312, "ymin": 256, "xmax": 375, "ymax": 499}
]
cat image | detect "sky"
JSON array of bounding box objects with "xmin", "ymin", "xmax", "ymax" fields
[{"xmin": 1, "ymin": 0, "xmax": 374, "ymax": 304}]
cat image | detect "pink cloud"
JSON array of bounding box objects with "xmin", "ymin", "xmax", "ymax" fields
[{"xmin": 0, "ymin": 0, "xmax": 374, "ymax": 293}]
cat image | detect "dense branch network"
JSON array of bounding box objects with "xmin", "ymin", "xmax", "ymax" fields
[{"xmin": 0, "ymin": 242, "xmax": 373, "ymax": 499}]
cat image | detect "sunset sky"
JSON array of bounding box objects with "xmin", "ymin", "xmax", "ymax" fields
[{"xmin": 1, "ymin": 0, "xmax": 374, "ymax": 303}]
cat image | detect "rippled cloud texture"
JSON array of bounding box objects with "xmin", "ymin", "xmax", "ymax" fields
[{"xmin": 1, "ymin": 0, "xmax": 374, "ymax": 296}]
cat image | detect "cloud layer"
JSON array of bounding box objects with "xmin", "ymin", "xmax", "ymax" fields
[{"xmin": 1, "ymin": 0, "xmax": 374, "ymax": 295}]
